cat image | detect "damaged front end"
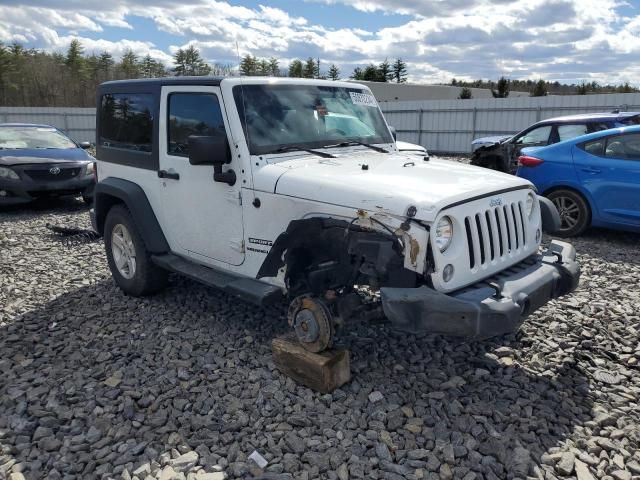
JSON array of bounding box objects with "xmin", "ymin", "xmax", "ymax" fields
[{"xmin": 380, "ymin": 240, "xmax": 580, "ymax": 339}]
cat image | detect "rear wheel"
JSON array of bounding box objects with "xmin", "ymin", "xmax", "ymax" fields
[
  {"xmin": 546, "ymin": 189, "xmax": 590, "ymax": 237},
  {"xmin": 104, "ymin": 205, "xmax": 168, "ymax": 295}
]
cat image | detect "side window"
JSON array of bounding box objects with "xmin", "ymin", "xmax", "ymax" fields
[
  {"xmin": 557, "ymin": 124, "xmax": 588, "ymax": 142},
  {"xmin": 516, "ymin": 125, "xmax": 552, "ymax": 145},
  {"xmin": 99, "ymin": 93, "xmax": 154, "ymax": 152},
  {"xmin": 580, "ymin": 138, "xmax": 605, "ymax": 156},
  {"xmin": 605, "ymin": 133, "xmax": 640, "ymax": 160},
  {"xmin": 168, "ymin": 93, "xmax": 226, "ymax": 157},
  {"xmin": 587, "ymin": 122, "xmax": 612, "ymax": 133}
]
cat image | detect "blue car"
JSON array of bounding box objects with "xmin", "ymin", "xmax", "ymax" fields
[
  {"xmin": 516, "ymin": 125, "xmax": 640, "ymax": 236},
  {"xmin": 0, "ymin": 123, "xmax": 95, "ymax": 206}
]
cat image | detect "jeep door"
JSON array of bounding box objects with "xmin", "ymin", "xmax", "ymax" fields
[{"xmin": 157, "ymin": 86, "xmax": 244, "ymax": 265}]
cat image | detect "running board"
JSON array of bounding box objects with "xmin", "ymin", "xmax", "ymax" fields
[{"xmin": 152, "ymin": 254, "xmax": 283, "ymax": 306}]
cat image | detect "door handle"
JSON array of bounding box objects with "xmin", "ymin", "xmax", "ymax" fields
[
  {"xmin": 158, "ymin": 169, "xmax": 180, "ymax": 180},
  {"xmin": 581, "ymin": 167, "xmax": 601, "ymax": 174}
]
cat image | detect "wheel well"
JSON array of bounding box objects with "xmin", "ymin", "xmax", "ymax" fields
[
  {"xmin": 94, "ymin": 193, "xmax": 124, "ymax": 236},
  {"xmin": 543, "ymin": 186, "xmax": 593, "ymax": 222}
]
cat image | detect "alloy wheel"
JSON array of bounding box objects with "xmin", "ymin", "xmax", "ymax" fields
[{"xmin": 111, "ymin": 223, "xmax": 136, "ymax": 279}]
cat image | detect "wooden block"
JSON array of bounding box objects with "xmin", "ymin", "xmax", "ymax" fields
[{"xmin": 272, "ymin": 335, "xmax": 350, "ymax": 393}]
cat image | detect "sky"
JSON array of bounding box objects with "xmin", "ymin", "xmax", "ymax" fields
[{"xmin": 0, "ymin": 0, "xmax": 639, "ymax": 85}]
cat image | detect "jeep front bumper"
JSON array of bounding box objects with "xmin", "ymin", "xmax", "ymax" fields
[{"xmin": 380, "ymin": 240, "xmax": 580, "ymax": 339}]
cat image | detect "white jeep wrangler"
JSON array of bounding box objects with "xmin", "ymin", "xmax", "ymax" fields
[{"xmin": 92, "ymin": 77, "xmax": 579, "ymax": 352}]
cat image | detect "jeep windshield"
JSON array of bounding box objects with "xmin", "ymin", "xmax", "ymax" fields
[{"xmin": 233, "ymin": 84, "xmax": 393, "ymax": 155}]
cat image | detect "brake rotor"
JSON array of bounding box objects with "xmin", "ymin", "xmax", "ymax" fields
[{"xmin": 288, "ymin": 295, "xmax": 334, "ymax": 353}]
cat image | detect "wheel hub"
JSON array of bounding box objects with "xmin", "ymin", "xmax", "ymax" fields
[
  {"xmin": 287, "ymin": 295, "xmax": 334, "ymax": 353},
  {"xmin": 111, "ymin": 224, "xmax": 136, "ymax": 279},
  {"xmin": 293, "ymin": 309, "xmax": 320, "ymax": 343}
]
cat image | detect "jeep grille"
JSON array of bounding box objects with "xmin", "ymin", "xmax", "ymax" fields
[{"xmin": 464, "ymin": 202, "xmax": 527, "ymax": 269}]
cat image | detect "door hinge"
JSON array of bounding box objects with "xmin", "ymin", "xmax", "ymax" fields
[{"xmin": 238, "ymin": 191, "xmax": 242, "ymax": 206}]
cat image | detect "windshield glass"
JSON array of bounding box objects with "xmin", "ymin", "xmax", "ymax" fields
[
  {"xmin": 233, "ymin": 84, "xmax": 393, "ymax": 155},
  {"xmin": 0, "ymin": 127, "xmax": 76, "ymax": 149}
]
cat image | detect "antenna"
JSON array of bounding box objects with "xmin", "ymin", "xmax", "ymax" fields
[{"xmin": 235, "ymin": 41, "xmax": 256, "ymax": 201}]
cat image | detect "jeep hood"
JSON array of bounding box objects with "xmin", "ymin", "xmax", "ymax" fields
[{"xmin": 257, "ymin": 151, "xmax": 532, "ymax": 222}]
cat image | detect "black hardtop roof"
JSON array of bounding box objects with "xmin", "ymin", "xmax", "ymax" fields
[{"xmin": 98, "ymin": 76, "xmax": 224, "ymax": 93}]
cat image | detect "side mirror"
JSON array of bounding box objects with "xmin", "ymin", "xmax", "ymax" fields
[
  {"xmin": 188, "ymin": 135, "xmax": 231, "ymax": 165},
  {"xmin": 389, "ymin": 126, "xmax": 397, "ymax": 141},
  {"xmin": 79, "ymin": 141, "xmax": 92, "ymax": 149},
  {"xmin": 188, "ymin": 135, "xmax": 236, "ymax": 186}
]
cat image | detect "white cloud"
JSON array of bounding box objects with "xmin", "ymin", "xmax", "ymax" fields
[{"xmin": 0, "ymin": 0, "xmax": 638, "ymax": 86}]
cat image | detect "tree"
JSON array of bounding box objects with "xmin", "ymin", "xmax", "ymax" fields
[
  {"xmin": 491, "ymin": 76, "xmax": 510, "ymax": 98},
  {"xmin": 530, "ymin": 79, "xmax": 548, "ymax": 97},
  {"xmin": 378, "ymin": 58, "xmax": 392, "ymax": 82},
  {"xmin": 362, "ymin": 63, "xmax": 383, "ymax": 82},
  {"xmin": 268, "ymin": 57, "xmax": 279, "ymax": 76},
  {"xmin": 174, "ymin": 46, "xmax": 211, "ymax": 76},
  {"xmin": 302, "ymin": 57, "xmax": 316, "ymax": 78},
  {"xmin": 458, "ymin": 87, "xmax": 473, "ymax": 99},
  {"xmin": 120, "ymin": 49, "xmax": 140, "ymax": 78},
  {"xmin": 576, "ymin": 82, "xmax": 589, "ymax": 95},
  {"xmin": 140, "ymin": 55, "xmax": 166, "ymax": 78},
  {"xmin": 327, "ymin": 64, "xmax": 340, "ymax": 81},
  {"xmin": 288, "ymin": 59, "xmax": 303, "ymax": 78},
  {"xmin": 351, "ymin": 67, "xmax": 364, "ymax": 80},
  {"xmin": 391, "ymin": 58, "xmax": 407, "ymax": 83},
  {"xmin": 65, "ymin": 39, "xmax": 84, "ymax": 72}
]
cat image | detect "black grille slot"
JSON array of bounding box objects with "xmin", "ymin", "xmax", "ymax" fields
[
  {"xmin": 503, "ymin": 205, "xmax": 512, "ymax": 251},
  {"xmin": 465, "ymin": 217, "xmax": 475, "ymax": 269},
  {"xmin": 485, "ymin": 211, "xmax": 495, "ymax": 260},
  {"xmin": 518, "ymin": 202, "xmax": 527, "ymax": 246},
  {"xmin": 475, "ymin": 214, "xmax": 485, "ymax": 265},
  {"xmin": 494, "ymin": 208, "xmax": 504, "ymax": 256},
  {"xmin": 511, "ymin": 203, "xmax": 519, "ymax": 249},
  {"xmin": 25, "ymin": 167, "xmax": 81, "ymax": 181}
]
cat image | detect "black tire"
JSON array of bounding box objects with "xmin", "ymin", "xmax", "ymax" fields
[
  {"xmin": 104, "ymin": 204, "xmax": 168, "ymax": 296},
  {"xmin": 82, "ymin": 194, "xmax": 93, "ymax": 205},
  {"xmin": 546, "ymin": 189, "xmax": 590, "ymax": 237}
]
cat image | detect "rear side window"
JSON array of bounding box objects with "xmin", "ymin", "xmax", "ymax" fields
[
  {"xmin": 557, "ymin": 124, "xmax": 588, "ymax": 141},
  {"xmin": 605, "ymin": 133, "xmax": 640, "ymax": 160},
  {"xmin": 99, "ymin": 93, "xmax": 154, "ymax": 152},
  {"xmin": 581, "ymin": 133, "xmax": 640, "ymax": 160},
  {"xmin": 581, "ymin": 138, "xmax": 605, "ymax": 156},
  {"xmin": 516, "ymin": 125, "xmax": 552, "ymax": 145},
  {"xmin": 167, "ymin": 93, "xmax": 226, "ymax": 157}
]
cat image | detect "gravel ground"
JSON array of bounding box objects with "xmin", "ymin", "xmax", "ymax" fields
[{"xmin": 1, "ymin": 190, "xmax": 639, "ymax": 480}]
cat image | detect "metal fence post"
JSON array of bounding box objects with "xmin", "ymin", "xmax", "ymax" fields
[
  {"xmin": 417, "ymin": 109, "xmax": 423, "ymax": 146},
  {"xmin": 536, "ymin": 106, "xmax": 542, "ymax": 122},
  {"xmin": 471, "ymin": 107, "xmax": 477, "ymax": 143},
  {"xmin": 63, "ymin": 113, "xmax": 70, "ymax": 133}
]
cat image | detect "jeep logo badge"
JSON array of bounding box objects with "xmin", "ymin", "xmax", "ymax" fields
[
  {"xmin": 49, "ymin": 166, "xmax": 61, "ymax": 175},
  {"xmin": 489, "ymin": 197, "xmax": 503, "ymax": 207}
]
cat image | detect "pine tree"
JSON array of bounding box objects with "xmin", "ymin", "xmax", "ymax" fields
[
  {"xmin": 351, "ymin": 67, "xmax": 364, "ymax": 80},
  {"xmin": 362, "ymin": 64, "xmax": 382, "ymax": 82},
  {"xmin": 491, "ymin": 76, "xmax": 510, "ymax": 98},
  {"xmin": 391, "ymin": 58, "xmax": 407, "ymax": 83},
  {"xmin": 120, "ymin": 50, "xmax": 140, "ymax": 78},
  {"xmin": 458, "ymin": 87, "xmax": 473, "ymax": 99},
  {"xmin": 268, "ymin": 57, "xmax": 279, "ymax": 76},
  {"xmin": 530, "ymin": 79, "xmax": 548, "ymax": 97},
  {"xmin": 327, "ymin": 64, "xmax": 340, "ymax": 81},
  {"xmin": 288, "ymin": 59, "xmax": 303, "ymax": 78},
  {"xmin": 378, "ymin": 58, "xmax": 392, "ymax": 82},
  {"xmin": 239, "ymin": 54, "xmax": 258, "ymax": 76},
  {"xmin": 302, "ymin": 57, "xmax": 316, "ymax": 78},
  {"xmin": 65, "ymin": 39, "xmax": 84, "ymax": 72}
]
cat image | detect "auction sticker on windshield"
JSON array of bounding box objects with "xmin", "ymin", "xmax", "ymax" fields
[{"xmin": 349, "ymin": 92, "xmax": 377, "ymax": 107}]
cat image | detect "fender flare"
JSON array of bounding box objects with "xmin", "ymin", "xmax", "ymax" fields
[
  {"xmin": 538, "ymin": 195, "xmax": 561, "ymax": 234},
  {"xmin": 94, "ymin": 177, "xmax": 170, "ymax": 253}
]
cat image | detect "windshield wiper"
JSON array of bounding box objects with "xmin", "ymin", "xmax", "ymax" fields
[
  {"xmin": 267, "ymin": 145, "xmax": 335, "ymax": 158},
  {"xmin": 323, "ymin": 140, "xmax": 389, "ymax": 154}
]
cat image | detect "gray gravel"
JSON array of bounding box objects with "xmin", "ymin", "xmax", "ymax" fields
[{"xmin": 1, "ymin": 195, "xmax": 639, "ymax": 480}]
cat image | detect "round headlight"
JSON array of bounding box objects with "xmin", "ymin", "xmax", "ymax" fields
[
  {"xmin": 435, "ymin": 216, "xmax": 453, "ymax": 252},
  {"xmin": 525, "ymin": 192, "xmax": 536, "ymax": 218}
]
